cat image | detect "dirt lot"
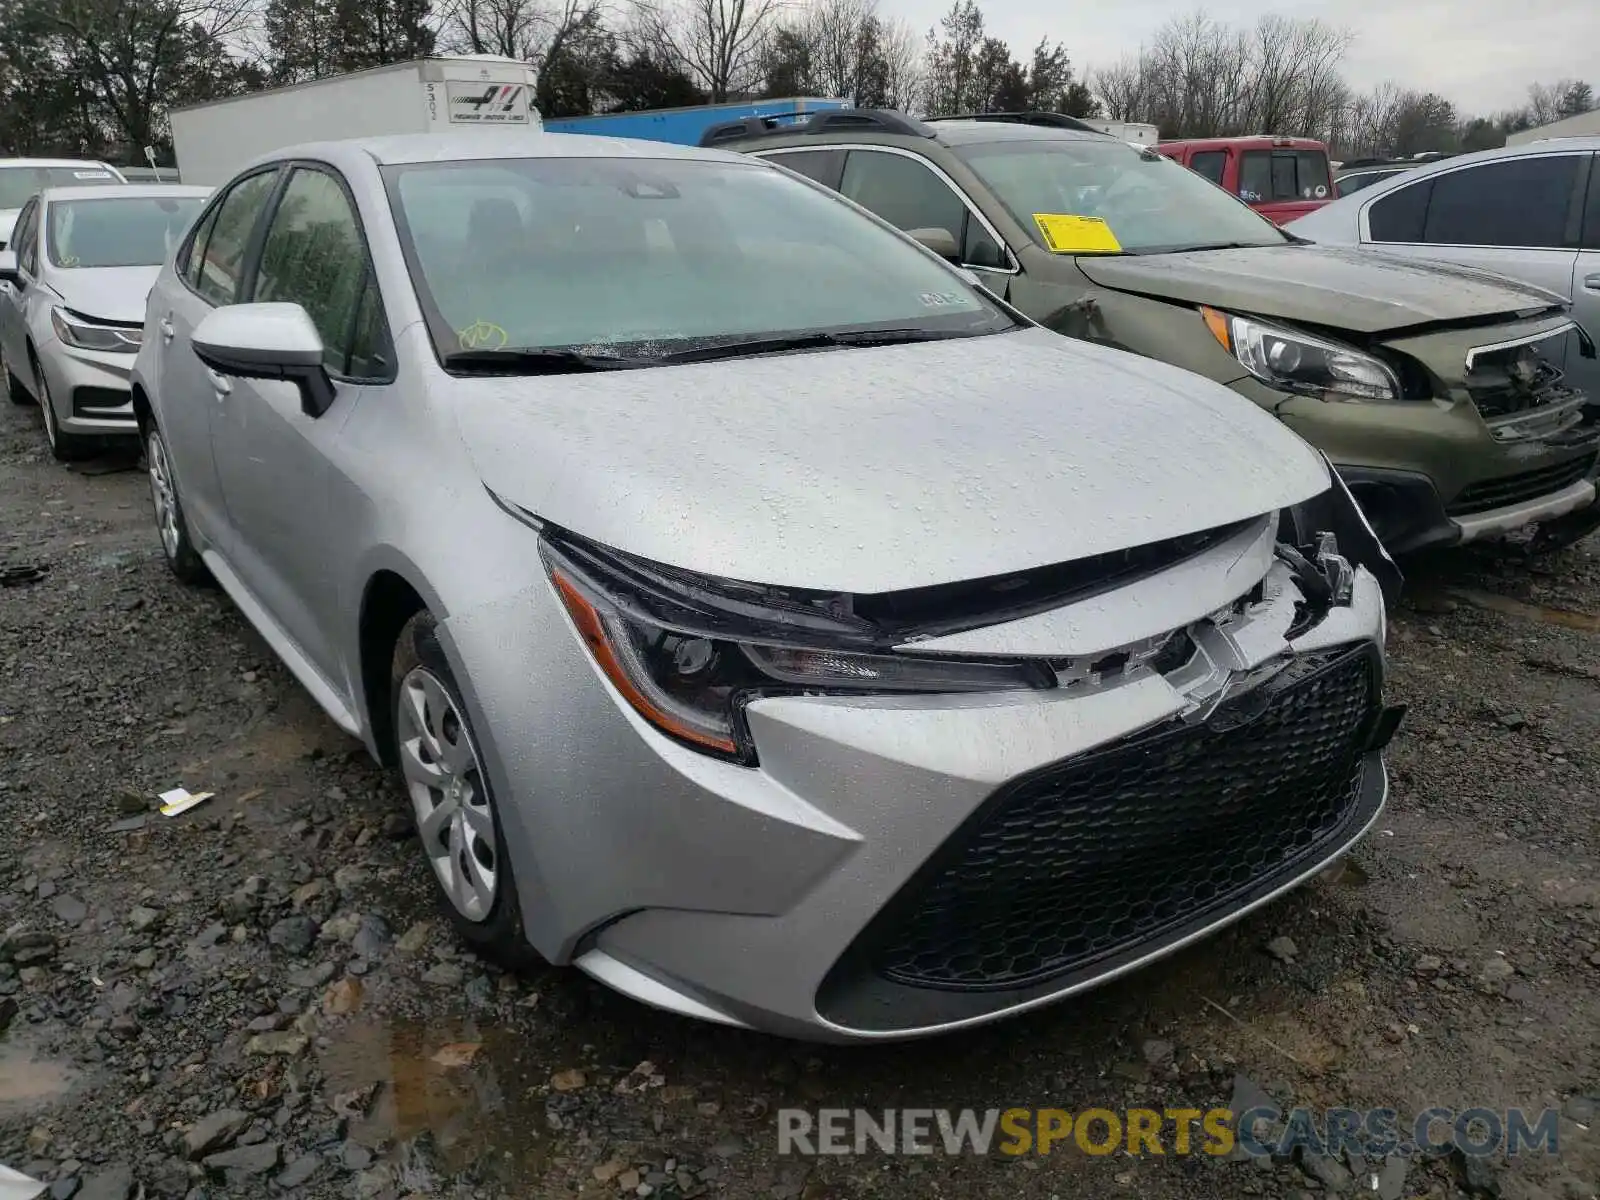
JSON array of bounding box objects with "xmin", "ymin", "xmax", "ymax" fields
[{"xmin": 1, "ymin": 394, "xmax": 1598, "ymax": 1200}]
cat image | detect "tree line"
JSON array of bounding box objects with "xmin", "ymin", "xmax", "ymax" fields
[{"xmin": 0, "ymin": 0, "xmax": 1590, "ymax": 165}]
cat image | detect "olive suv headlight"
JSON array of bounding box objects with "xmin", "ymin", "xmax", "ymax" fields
[
  {"xmin": 51, "ymin": 307, "xmax": 141, "ymax": 354},
  {"xmin": 539, "ymin": 534, "xmax": 1053, "ymax": 764},
  {"xmin": 1201, "ymin": 307, "xmax": 1399, "ymax": 401}
]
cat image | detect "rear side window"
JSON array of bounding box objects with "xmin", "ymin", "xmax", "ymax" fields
[
  {"xmin": 1368, "ymin": 179, "xmax": 1433, "ymax": 243},
  {"xmin": 763, "ymin": 149, "xmax": 845, "ymax": 190},
  {"xmin": 1423, "ymin": 155, "xmax": 1584, "ymax": 249},
  {"xmin": 1189, "ymin": 151, "xmax": 1226, "ymax": 186},
  {"xmin": 191, "ymin": 170, "xmax": 279, "ymax": 306}
]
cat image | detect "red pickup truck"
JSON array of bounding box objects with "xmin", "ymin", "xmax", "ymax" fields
[{"xmin": 1154, "ymin": 136, "xmax": 1335, "ymax": 224}]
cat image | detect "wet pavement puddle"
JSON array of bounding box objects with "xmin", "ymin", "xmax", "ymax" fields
[
  {"xmin": 319, "ymin": 1017, "xmax": 557, "ymax": 1187},
  {"xmin": 1445, "ymin": 587, "xmax": 1600, "ymax": 633}
]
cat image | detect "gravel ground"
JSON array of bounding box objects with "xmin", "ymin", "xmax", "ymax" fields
[{"xmin": 1, "ymin": 396, "xmax": 1598, "ymax": 1200}]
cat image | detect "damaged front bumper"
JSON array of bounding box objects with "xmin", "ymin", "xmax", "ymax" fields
[{"xmin": 449, "ymin": 479, "xmax": 1401, "ymax": 1040}]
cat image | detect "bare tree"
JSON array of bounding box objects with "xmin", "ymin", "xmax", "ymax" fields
[
  {"xmin": 1087, "ymin": 9, "xmax": 1351, "ymax": 140},
  {"xmin": 630, "ymin": 0, "xmax": 781, "ymax": 101},
  {"xmin": 874, "ymin": 15, "xmax": 922, "ymax": 109},
  {"xmin": 438, "ymin": 0, "xmax": 602, "ymax": 74},
  {"xmin": 53, "ymin": 0, "xmax": 256, "ymax": 150}
]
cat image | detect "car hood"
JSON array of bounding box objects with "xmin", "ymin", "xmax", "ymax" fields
[
  {"xmin": 454, "ymin": 326, "xmax": 1329, "ymax": 594},
  {"xmin": 1077, "ymin": 243, "xmax": 1567, "ymax": 334},
  {"xmin": 50, "ymin": 266, "xmax": 159, "ymax": 325}
]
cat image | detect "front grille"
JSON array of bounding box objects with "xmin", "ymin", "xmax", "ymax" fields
[
  {"xmin": 1446, "ymin": 453, "xmax": 1596, "ymax": 517},
  {"xmin": 867, "ymin": 646, "xmax": 1376, "ymax": 991}
]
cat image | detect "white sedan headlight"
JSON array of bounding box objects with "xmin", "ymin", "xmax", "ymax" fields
[
  {"xmin": 51, "ymin": 307, "xmax": 141, "ymax": 354},
  {"xmin": 1202, "ymin": 307, "xmax": 1400, "ymax": 401}
]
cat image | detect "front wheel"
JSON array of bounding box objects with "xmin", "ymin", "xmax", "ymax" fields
[
  {"xmin": 37, "ymin": 363, "xmax": 94, "ymax": 461},
  {"xmin": 145, "ymin": 423, "xmax": 208, "ymax": 584},
  {"xmin": 1, "ymin": 338, "xmax": 31, "ymax": 406},
  {"xmin": 391, "ymin": 611, "xmax": 533, "ymax": 965}
]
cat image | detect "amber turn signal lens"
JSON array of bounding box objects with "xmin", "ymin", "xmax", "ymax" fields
[
  {"xmin": 1200, "ymin": 306, "xmax": 1231, "ymax": 352},
  {"xmin": 551, "ymin": 570, "xmax": 739, "ymax": 755}
]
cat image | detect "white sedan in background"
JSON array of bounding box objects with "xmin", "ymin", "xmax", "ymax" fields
[{"xmin": 0, "ymin": 184, "xmax": 210, "ymax": 459}]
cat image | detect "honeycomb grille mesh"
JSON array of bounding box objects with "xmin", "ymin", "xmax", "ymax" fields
[{"xmin": 872, "ymin": 648, "xmax": 1376, "ymax": 991}]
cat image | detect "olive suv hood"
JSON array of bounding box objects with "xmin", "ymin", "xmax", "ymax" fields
[
  {"xmin": 455, "ymin": 326, "xmax": 1329, "ymax": 594},
  {"xmin": 1078, "ymin": 243, "xmax": 1567, "ymax": 334}
]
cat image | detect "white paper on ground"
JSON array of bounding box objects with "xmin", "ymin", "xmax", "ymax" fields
[
  {"xmin": 0, "ymin": 1164, "xmax": 47, "ymax": 1200},
  {"xmin": 158, "ymin": 787, "xmax": 216, "ymax": 817}
]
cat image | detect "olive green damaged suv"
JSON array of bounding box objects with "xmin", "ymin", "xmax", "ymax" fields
[{"xmin": 704, "ymin": 110, "xmax": 1600, "ymax": 555}]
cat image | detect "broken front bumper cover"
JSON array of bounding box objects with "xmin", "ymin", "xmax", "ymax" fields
[{"xmin": 532, "ymin": 486, "xmax": 1401, "ymax": 1040}]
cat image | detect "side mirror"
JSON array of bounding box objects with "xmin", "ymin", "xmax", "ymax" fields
[
  {"xmin": 0, "ymin": 250, "xmax": 19, "ymax": 286},
  {"xmin": 191, "ymin": 302, "xmax": 336, "ymax": 418},
  {"xmin": 907, "ymin": 226, "xmax": 960, "ymax": 261}
]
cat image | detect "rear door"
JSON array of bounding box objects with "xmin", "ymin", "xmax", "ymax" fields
[
  {"xmin": 208, "ymin": 161, "xmax": 392, "ymax": 684},
  {"xmin": 1362, "ymin": 152, "xmax": 1590, "ymax": 385},
  {"xmin": 152, "ymin": 166, "xmax": 282, "ymax": 546}
]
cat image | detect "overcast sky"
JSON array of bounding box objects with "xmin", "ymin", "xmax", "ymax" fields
[{"xmin": 875, "ymin": 0, "xmax": 1600, "ymax": 117}]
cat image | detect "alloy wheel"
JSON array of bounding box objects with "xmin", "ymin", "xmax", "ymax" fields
[
  {"xmin": 146, "ymin": 429, "xmax": 180, "ymax": 560},
  {"xmin": 396, "ymin": 667, "xmax": 499, "ymax": 922},
  {"xmin": 37, "ymin": 368, "xmax": 57, "ymax": 449}
]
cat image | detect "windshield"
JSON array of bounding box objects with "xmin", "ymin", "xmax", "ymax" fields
[
  {"xmin": 1238, "ymin": 149, "xmax": 1331, "ymax": 203},
  {"xmin": 384, "ymin": 156, "xmax": 1014, "ymax": 363},
  {"xmin": 0, "ymin": 165, "xmax": 119, "ymax": 209},
  {"xmin": 955, "ymin": 139, "xmax": 1288, "ymax": 255},
  {"xmin": 47, "ymin": 196, "xmax": 205, "ymax": 269}
]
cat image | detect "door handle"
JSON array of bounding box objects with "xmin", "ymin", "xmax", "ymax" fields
[
  {"xmin": 1583, "ymin": 273, "xmax": 1600, "ymax": 293},
  {"xmin": 206, "ymin": 368, "xmax": 232, "ymax": 398},
  {"xmin": 159, "ymin": 316, "xmax": 175, "ymax": 343}
]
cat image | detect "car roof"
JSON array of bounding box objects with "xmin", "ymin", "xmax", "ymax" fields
[
  {"xmin": 41, "ymin": 183, "xmax": 211, "ymax": 203},
  {"xmin": 1159, "ymin": 136, "xmax": 1325, "ymax": 148},
  {"xmin": 0, "ymin": 158, "xmax": 119, "ymax": 172},
  {"xmin": 921, "ymin": 120, "xmax": 1110, "ymax": 147},
  {"xmin": 1327, "ymin": 135, "xmax": 1600, "ymax": 206},
  {"xmin": 239, "ymin": 132, "xmax": 753, "ymax": 174}
]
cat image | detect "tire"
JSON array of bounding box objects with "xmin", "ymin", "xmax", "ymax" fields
[
  {"xmin": 390, "ymin": 611, "xmax": 533, "ymax": 966},
  {"xmin": 2, "ymin": 338, "xmax": 32, "ymax": 405},
  {"xmin": 144, "ymin": 422, "xmax": 208, "ymax": 585},
  {"xmin": 36, "ymin": 361, "xmax": 94, "ymax": 461}
]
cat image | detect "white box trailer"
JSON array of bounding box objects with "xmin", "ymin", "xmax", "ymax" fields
[
  {"xmin": 169, "ymin": 55, "xmax": 544, "ymax": 186},
  {"xmin": 1083, "ymin": 120, "xmax": 1159, "ymax": 146}
]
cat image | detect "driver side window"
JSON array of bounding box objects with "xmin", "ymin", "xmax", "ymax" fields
[{"xmin": 839, "ymin": 150, "xmax": 1007, "ymax": 270}]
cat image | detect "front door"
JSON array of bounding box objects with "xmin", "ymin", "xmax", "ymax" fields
[
  {"xmin": 208, "ymin": 162, "xmax": 391, "ymax": 686},
  {"xmin": 155, "ymin": 168, "xmax": 282, "ymax": 546},
  {"xmin": 0, "ymin": 198, "xmax": 40, "ymax": 390}
]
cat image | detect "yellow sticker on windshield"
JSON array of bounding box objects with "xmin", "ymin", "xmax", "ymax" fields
[
  {"xmin": 1033, "ymin": 213, "xmax": 1121, "ymax": 254},
  {"xmin": 457, "ymin": 319, "xmax": 508, "ymax": 351}
]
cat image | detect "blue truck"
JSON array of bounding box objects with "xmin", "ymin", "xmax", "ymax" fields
[{"xmin": 542, "ymin": 97, "xmax": 849, "ymax": 145}]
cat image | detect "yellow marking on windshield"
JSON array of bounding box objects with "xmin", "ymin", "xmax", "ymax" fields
[
  {"xmin": 1033, "ymin": 214, "xmax": 1121, "ymax": 254},
  {"xmin": 458, "ymin": 319, "xmax": 508, "ymax": 351}
]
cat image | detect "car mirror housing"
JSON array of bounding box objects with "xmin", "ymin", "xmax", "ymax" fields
[
  {"xmin": 191, "ymin": 302, "xmax": 336, "ymax": 418},
  {"xmin": 907, "ymin": 226, "xmax": 960, "ymax": 261},
  {"xmin": 0, "ymin": 250, "xmax": 19, "ymax": 285}
]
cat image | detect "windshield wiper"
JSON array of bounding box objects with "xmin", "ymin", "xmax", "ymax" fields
[
  {"xmin": 442, "ymin": 348, "xmax": 652, "ymax": 375},
  {"xmin": 657, "ymin": 328, "xmax": 982, "ymax": 365}
]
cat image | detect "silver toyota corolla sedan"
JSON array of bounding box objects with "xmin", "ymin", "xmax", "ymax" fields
[
  {"xmin": 0, "ymin": 184, "xmax": 211, "ymax": 458},
  {"xmin": 132, "ymin": 132, "xmax": 1403, "ymax": 1041}
]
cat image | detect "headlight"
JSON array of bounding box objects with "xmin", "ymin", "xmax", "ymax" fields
[
  {"xmin": 541, "ymin": 537, "xmax": 1052, "ymax": 764},
  {"xmin": 1201, "ymin": 308, "xmax": 1398, "ymax": 401},
  {"xmin": 51, "ymin": 307, "xmax": 141, "ymax": 353}
]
